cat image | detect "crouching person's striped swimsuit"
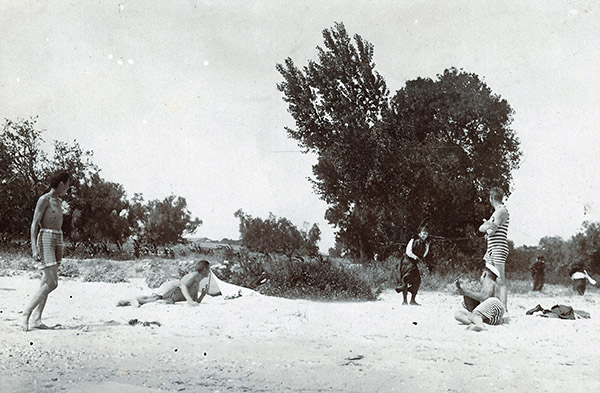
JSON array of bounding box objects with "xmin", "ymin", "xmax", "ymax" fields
[{"xmin": 473, "ymin": 297, "xmax": 505, "ymax": 325}]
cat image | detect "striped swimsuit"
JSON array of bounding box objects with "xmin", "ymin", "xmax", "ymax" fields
[
  {"xmin": 484, "ymin": 205, "xmax": 509, "ymax": 269},
  {"xmin": 473, "ymin": 297, "xmax": 505, "ymax": 325},
  {"xmin": 37, "ymin": 228, "xmax": 64, "ymax": 269}
]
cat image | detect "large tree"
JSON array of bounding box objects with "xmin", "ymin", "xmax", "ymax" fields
[
  {"xmin": 277, "ymin": 23, "xmax": 521, "ymax": 261},
  {"xmin": 277, "ymin": 22, "xmax": 390, "ymax": 260}
]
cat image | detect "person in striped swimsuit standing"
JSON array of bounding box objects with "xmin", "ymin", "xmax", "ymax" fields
[{"xmin": 479, "ymin": 187, "xmax": 510, "ymax": 312}]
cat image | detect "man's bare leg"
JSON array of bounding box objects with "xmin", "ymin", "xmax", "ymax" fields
[
  {"xmin": 468, "ymin": 313, "xmax": 486, "ymax": 332},
  {"xmin": 454, "ymin": 309, "xmax": 472, "ymax": 325},
  {"xmin": 31, "ymin": 296, "xmax": 50, "ymax": 328},
  {"xmin": 22, "ymin": 265, "xmax": 58, "ymax": 331},
  {"xmin": 401, "ymin": 287, "xmax": 409, "ymax": 305},
  {"xmin": 496, "ymin": 264, "xmax": 508, "ymax": 312},
  {"xmin": 135, "ymin": 294, "xmax": 162, "ymax": 306}
]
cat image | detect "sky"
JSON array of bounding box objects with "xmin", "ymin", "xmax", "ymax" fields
[{"xmin": 1, "ymin": 0, "xmax": 599, "ymax": 252}]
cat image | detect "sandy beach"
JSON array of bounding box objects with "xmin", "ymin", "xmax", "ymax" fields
[{"xmin": 1, "ymin": 270, "xmax": 599, "ymax": 393}]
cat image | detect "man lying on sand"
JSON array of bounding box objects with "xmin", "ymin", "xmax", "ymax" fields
[
  {"xmin": 118, "ymin": 260, "xmax": 211, "ymax": 307},
  {"xmin": 454, "ymin": 263, "xmax": 505, "ymax": 331}
]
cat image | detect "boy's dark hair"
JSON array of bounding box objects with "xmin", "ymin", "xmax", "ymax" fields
[
  {"xmin": 489, "ymin": 187, "xmax": 505, "ymax": 203},
  {"xmin": 195, "ymin": 260, "xmax": 210, "ymax": 272},
  {"xmin": 49, "ymin": 170, "xmax": 71, "ymax": 188}
]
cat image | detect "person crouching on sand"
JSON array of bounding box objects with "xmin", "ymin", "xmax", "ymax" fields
[
  {"xmin": 118, "ymin": 260, "xmax": 211, "ymax": 307},
  {"xmin": 454, "ymin": 263, "xmax": 505, "ymax": 331}
]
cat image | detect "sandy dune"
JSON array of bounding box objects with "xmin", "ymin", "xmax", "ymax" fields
[{"xmin": 1, "ymin": 273, "xmax": 599, "ymax": 393}]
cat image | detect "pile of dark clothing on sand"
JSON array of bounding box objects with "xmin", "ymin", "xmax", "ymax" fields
[{"xmin": 526, "ymin": 304, "xmax": 590, "ymax": 320}]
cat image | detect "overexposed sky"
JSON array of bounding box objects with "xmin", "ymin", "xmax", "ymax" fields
[{"xmin": 1, "ymin": 0, "xmax": 599, "ymax": 252}]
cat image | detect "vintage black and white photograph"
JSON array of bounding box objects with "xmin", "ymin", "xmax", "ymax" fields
[{"xmin": 1, "ymin": 1, "xmax": 599, "ymax": 392}]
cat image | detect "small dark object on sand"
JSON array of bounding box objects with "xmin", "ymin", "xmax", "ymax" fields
[{"xmin": 128, "ymin": 318, "xmax": 161, "ymax": 327}]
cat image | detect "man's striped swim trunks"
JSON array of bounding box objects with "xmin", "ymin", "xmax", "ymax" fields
[
  {"xmin": 37, "ymin": 228, "xmax": 64, "ymax": 269},
  {"xmin": 473, "ymin": 297, "xmax": 505, "ymax": 325}
]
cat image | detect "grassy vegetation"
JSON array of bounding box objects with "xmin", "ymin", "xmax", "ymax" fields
[{"xmin": 1, "ymin": 245, "xmax": 598, "ymax": 300}]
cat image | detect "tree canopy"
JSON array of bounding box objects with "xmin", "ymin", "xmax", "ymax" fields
[
  {"xmin": 235, "ymin": 209, "xmax": 321, "ymax": 256},
  {"xmin": 277, "ymin": 22, "xmax": 521, "ymax": 260}
]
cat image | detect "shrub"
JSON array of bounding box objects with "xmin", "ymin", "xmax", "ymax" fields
[
  {"xmin": 58, "ymin": 259, "xmax": 80, "ymax": 278},
  {"xmin": 82, "ymin": 261, "xmax": 128, "ymax": 283},
  {"xmin": 259, "ymin": 256, "xmax": 381, "ymax": 300}
]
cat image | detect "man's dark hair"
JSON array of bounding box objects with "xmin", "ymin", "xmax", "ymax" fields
[
  {"xmin": 49, "ymin": 170, "xmax": 71, "ymax": 189},
  {"xmin": 195, "ymin": 260, "xmax": 210, "ymax": 272}
]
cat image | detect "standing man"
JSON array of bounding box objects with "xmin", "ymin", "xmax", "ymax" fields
[
  {"xmin": 479, "ymin": 187, "xmax": 509, "ymax": 311},
  {"xmin": 530, "ymin": 256, "xmax": 545, "ymax": 291},
  {"xmin": 22, "ymin": 170, "xmax": 70, "ymax": 331}
]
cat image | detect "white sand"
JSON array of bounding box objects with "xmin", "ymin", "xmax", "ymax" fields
[{"xmin": 1, "ymin": 274, "xmax": 599, "ymax": 393}]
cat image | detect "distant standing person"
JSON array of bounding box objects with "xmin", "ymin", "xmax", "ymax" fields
[
  {"xmin": 394, "ymin": 227, "xmax": 431, "ymax": 305},
  {"xmin": 530, "ymin": 256, "xmax": 545, "ymax": 291},
  {"xmin": 479, "ymin": 187, "xmax": 509, "ymax": 311},
  {"xmin": 569, "ymin": 265, "xmax": 597, "ymax": 295},
  {"xmin": 22, "ymin": 170, "xmax": 71, "ymax": 331}
]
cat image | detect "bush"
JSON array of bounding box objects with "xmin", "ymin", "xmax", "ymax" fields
[
  {"xmin": 82, "ymin": 261, "xmax": 128, "ymax": 283},
  {"xmin": 259, "ymin": 256, "xmax": 381, "ymax": 300},
  {"xmin": 58, "ymin": 259, "xmax": 80, "ymax": 278}
]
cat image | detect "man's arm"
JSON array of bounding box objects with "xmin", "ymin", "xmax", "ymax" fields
[
  {"xmin": 196, "ymin": 286, "xmax": 208, "ymax": 304},
  {"xmin": 405, "ymin": 239, "xmax": 418, "ymax": 259},
  {"xmin": 479, "ymin": 208, "xmax": 507, "ymax": 235},
  {"xmin": 179, "ymin": 272, "xmax": 200, "ymax": 306},
  {"xmin": 456, "ymin": 280, "xmax": 494, "ymax": 302},
  {"xmin": 30, "ymin": 196, "xmax": 48, "ymax": 260}
]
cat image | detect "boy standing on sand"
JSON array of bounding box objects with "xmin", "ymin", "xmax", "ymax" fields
[
  {"xmin": 479, "ymin": 187, "xmax": 510, "ymax": 311},
  {"xmin": 22, "ymin": 170, "xmax": 71, "ymax": 331}
]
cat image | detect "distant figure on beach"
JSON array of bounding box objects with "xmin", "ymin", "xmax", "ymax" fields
[
  {"xmin": 394, "ymin": 226, "xmax": 432, "ymax": 306},
  {"xmin": 569, "ymin": 265, "xmax": 597, "ymax": 295},
  {"xmin": 22, "ymin": 170, "xmax": 71, "ymax": 331},
  {"xmin": 454, "ymin": 263, "xmax": 505, "ymax": 331},
  {"xmin": 530, "ymin": 256, "xmax": 545, "ymax": 291},
  {"xmin": 118, "ymin": 260, "xmax": 211, "ymax": 307},
  {"xmin": 479, "ymin": 187, "xmax": 509, "ymax": 311}
]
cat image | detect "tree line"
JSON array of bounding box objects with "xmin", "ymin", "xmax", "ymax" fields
[
  {"xmin": 0, "ymin": 117, "xmax": 322, "ymax": 258},
  {"xmin": 0, "ymin": 117, "xmax": 201, "ymax": 257},
  {"xmin": 511, "ymin": 221, "xmax": 600, "ymax": 279}
]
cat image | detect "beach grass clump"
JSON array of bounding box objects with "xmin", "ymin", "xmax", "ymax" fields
[
  {"xmin": 259, "ymin": 256, "xmax": 384, "ymax": 301},
  {"xmin": 57, "ymin": 259, "xmax": 80, "ymax": 278},
  {"xmin": 82, "ymin": 260, "xmax": 128, "ymax": 283}
]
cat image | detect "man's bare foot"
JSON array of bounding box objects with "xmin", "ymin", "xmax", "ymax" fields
[
  {"xmin": 410, "ymin": 301, "xmax": 421, "ymax": 306},
  {"xmin": 468, "ymin": 325, "xmax": 486, "ymax": 332},
  {"xmin": 31, "ymin": 323, "xmax": 60, "ymax": 330},
  {"xmin": 22, "ymin": 313, "xmax": 31, "ymax": 332},
  {"xmin": 402, "ymin": 301, "xmax": 408, "ymax": 305}
]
